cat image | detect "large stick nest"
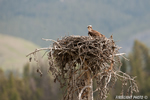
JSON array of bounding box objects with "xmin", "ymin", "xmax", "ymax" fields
[
  {"xmin": 27, "ymin": 35, "xmax": 139, "ymax": 100},
  {"xmin": 51, "ymin": 36, "xmax": 118, "ymax": 74}
]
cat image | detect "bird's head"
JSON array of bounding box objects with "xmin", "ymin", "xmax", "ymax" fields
[{"xmin": 87, "ymin": 25, "xmax": 92, "ymax": 32}]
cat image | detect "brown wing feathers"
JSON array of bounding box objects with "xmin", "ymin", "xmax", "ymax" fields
[
  {"xmin": 88, "ymin": 30, "xmax": 103, "ymax": 38},
  {"xmin": 87, "ymin": 25, "xmax": 105, "ymax": 38}
]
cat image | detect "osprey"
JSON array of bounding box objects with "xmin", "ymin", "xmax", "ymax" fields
[{"xmin": 87, "ymin": 25, "xmax": 105, "ymax": 38}]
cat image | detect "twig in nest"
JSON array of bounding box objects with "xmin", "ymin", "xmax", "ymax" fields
[
  {"xmin": 26, "ymin": 48, "xmax": 51, "ymax": 57},
  {"xmin": 42, "ymin": 38, "xmax": 61, "ymax": 47}
]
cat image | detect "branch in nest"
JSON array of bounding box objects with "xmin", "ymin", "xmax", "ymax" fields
[
  {"xmin": 42, "ymin": 38, "xmax": 61, "ymax": 47},
  {"xmin": 26, "ymin": 47, "xmax": 51, "ymax": 57},
  {"xmin": 26, "ymin": 47, "xmax": 64, "ymax": 57}
]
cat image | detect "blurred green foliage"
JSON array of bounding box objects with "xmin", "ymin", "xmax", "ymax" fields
[
  {"xmin": 0, "ymin": 63, "xmax": 62, "ymax": 100},
  {"xmin": 107, "ymin": 40, "xmax": 150, "ymax": 99}
]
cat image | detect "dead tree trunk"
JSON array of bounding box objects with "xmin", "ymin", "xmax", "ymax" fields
[
  {"xmin": 79, "ymin": 61, "xmax": 93, "ymax": 100},
  {"xmin": 85, "ymin": 69, "xmax": 93, "ymax": 100}
]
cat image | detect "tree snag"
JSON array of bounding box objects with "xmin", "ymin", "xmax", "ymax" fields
[{"xmin": 27, "ymin": 35, "xmax": 139, "ymax": 100}]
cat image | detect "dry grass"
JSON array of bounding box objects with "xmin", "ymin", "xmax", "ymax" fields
[{"xmin": 0, "ymin": 34, "xmax": 39, "ymax": 73}]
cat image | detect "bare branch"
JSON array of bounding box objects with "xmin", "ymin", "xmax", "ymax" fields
[
  {"xmin": 42, "ymin": 38, "xmax": 61, "ymax": 47},
  {"xmin": 26, "ymin": 47, "xmax": 51, "ymax": 57},
  {"xmin": 79, "ymin": 85, "xmax": 92, "ymax": 100}
]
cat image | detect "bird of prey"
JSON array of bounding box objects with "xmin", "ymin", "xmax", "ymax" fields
[{"xmin": 87, "ymin": 25, "xmax": 105, "ymax": 38}]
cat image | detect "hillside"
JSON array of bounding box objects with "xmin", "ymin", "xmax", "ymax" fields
[
  {"xmin": 0, "ymin": 0, "xmax": 150, "ymax": 50},
  {"xmin": 0, "ymin": 34, "xmax": 40, "ymax": 73},
  {"xmin": 120, "ymin": 29, "xmax": 150, "ymax": 52}
]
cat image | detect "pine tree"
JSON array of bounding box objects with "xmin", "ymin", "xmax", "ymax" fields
[
  {"xmin": 129, "ymin": 40, "xmax": 149, "ymax": 95},
  {"xmin": 121, "ymin": 58, "xmax": 127, "ymax": 73},
  {"xmin": 7, "ymin": 72, "xmax": 21, "ymax": 100},
  {"xmin": 23, "ymin": 63, "xmax": 30, "ymax": 80},
  {"xmin": 0, "ymin": 69, "xmax": 9, "ymax": 100}
]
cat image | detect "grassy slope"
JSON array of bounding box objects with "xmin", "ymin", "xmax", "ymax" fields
[{"xmin": 0, "ymin": 34, "xmax": 40, "ymax": 73}]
